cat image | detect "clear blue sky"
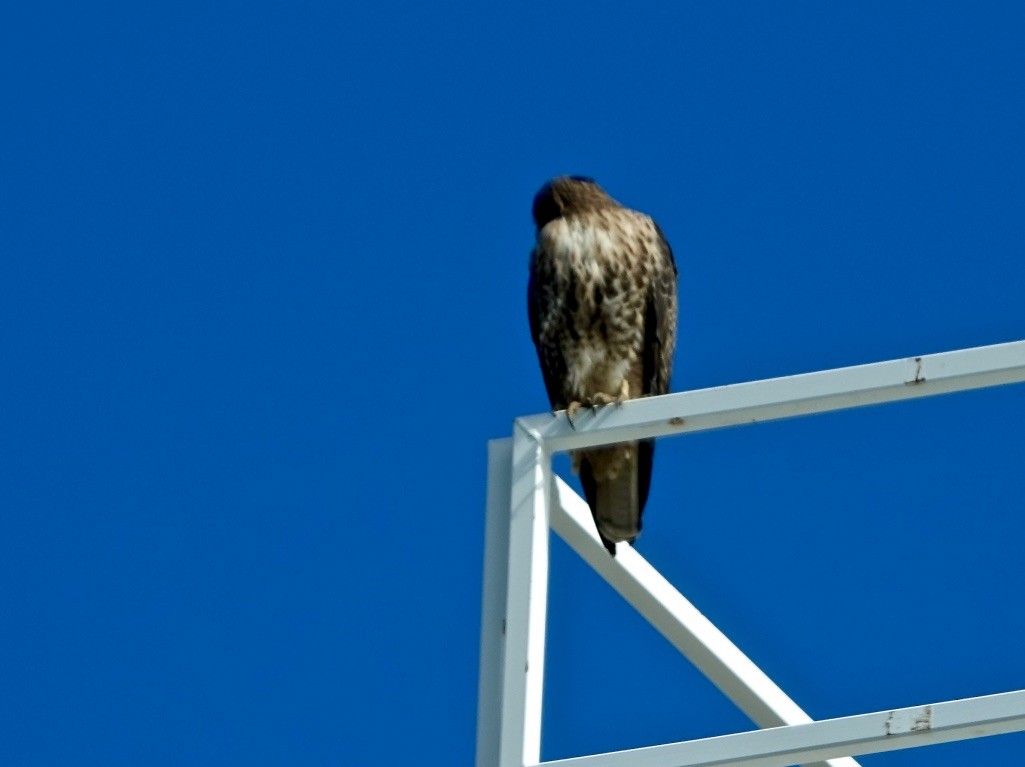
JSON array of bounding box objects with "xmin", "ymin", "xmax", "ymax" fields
[{"xmin": 3, "ymin": 2, "xmax": 1024, "ymax": 765}]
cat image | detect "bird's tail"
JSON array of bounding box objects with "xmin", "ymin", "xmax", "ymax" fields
[{"xmin": 578, "ymin": 441, "xmax": 650, "ymax": 556}]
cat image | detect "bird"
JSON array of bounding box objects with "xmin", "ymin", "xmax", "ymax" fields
[{"xmin": 527, "ymin": 176, "xmax": 678, "ymax": 556}]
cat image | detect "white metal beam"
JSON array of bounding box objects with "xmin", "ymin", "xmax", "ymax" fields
[
  {"xmin": 497, "ymin": 423, "xmax": 554, "ymax": 767},
  {"xmin": 550, "ymin": 475, "xmax": 859, "ymax": 767},
  {"xmin": 535, "ymin": 689, "xmax": 1025, "ymax": 767},
  {"xmin": 520, "ymin": 340, "xmax": 1025, "ymax": 454},
  {"xmin": 477, "ymin": 438, "xmax": 514, "ymax": 767}
]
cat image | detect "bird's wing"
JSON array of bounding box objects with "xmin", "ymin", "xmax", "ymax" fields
[
  {"xmin": 642, "ymin": 222, "xmax": 678, "ymax": 398},
  {"xmin": 527, "ymin": 244, "xmax": 567, "ymax": 410},
  {"xmin": 630, "ymin": 220, "xmax": 677, "ymax": 516}
]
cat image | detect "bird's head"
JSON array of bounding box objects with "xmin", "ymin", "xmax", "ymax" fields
[{"xmin": 532, "ymin": 175, "xmax": 615, "ymax": 229}]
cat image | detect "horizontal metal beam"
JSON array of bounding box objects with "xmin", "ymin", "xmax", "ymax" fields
[
  {"xmin": 535, "ymin": 689, "xmax": 1025, "ymax": 767},
  {"xmin": 550, "ymin": 475, "xmax": 859, "ymax": 767},
  {"xmin": 518, "ymin": 340, "xmax": 1025, "ymax": 453}
]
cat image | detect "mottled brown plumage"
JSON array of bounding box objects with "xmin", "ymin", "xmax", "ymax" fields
[{"xmin": 527, "ymin": 176, "xmax": 678, "ymax": 555}]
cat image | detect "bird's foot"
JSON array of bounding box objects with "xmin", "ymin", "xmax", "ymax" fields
[
  {"xmin": 589, "ymin": 382, "xmax": 631, "ymax": 412},
  {"xmin": 566, "ymin": 387, "xmax": 630, "ymax": 425}
]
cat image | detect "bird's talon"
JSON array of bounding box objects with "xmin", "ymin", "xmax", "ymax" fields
[{"xmin": 565, "ymin": 401, "xmax": 583, "ymax": 430}]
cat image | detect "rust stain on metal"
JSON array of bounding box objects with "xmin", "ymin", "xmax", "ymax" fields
[
  {"xmin": 906, "ymin": 356, "xmax": 926, "ymax": 385},
  {"xmin": 884, "ymin": 705, "xmax": 933, "ymax": 736},
  {"xmin": 667, "ymin": 417, "xmax": 685, "ymax": 427},
  {"xmin": 912, "ymin": 705, "xmax": 933, "ymax": 731}
]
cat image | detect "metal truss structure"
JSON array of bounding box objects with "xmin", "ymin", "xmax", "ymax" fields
[{"xmin": 477, "ymin": 340, "xmax": 1025, "ymax": 767}]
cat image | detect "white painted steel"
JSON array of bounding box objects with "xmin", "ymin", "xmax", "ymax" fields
[
  {"xmin": 479, "ymin": 338, "xmax": 1025, "ymax": 767},
  {"xmin": 520, "ymin": 340, "xmax": 1025, "ymax": 454},
  {"xmin": 549, "ymin": 475, "xmax": 860, "ymax": 767},
  {"xmin": 477, "ymin": 438, "xmax": 513, "ymax": 767},
  {"xmin": 498, "ymin": 423, "xmax": 553, "ymax": 767},
  {"xmin": 536, "ymin": 689, "xmax": 1025, "ymax": 767}
]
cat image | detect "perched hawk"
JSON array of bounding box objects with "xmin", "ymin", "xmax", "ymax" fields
[{"xmin": 528, "ymin": 176, "xmax": 678, "ymax": 556}]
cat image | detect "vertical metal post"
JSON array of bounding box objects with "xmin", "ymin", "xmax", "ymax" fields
[
  {"xmin": 497, "ymin": 421, "xmax": 552, "ymax": 767},
  {"xmin": 477, "ymin": 438, "xmax": 514, "ymax": 767}
]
